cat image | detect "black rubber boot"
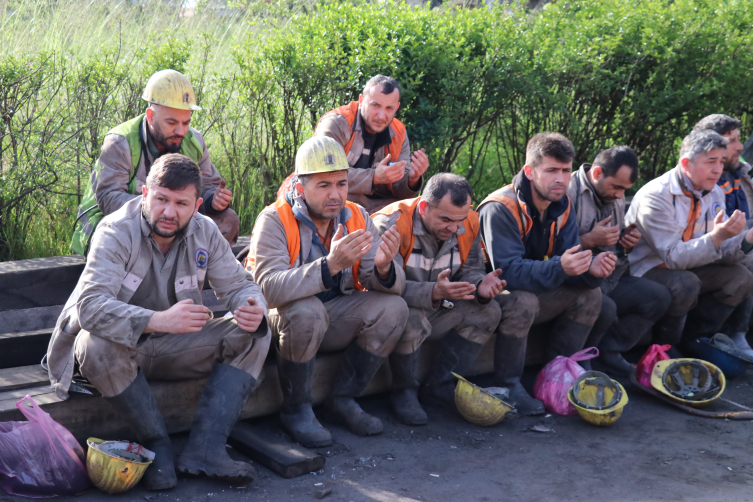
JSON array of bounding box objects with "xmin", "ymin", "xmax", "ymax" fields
[
  {"xmin": 684, "ymin": 295, "xmax": 736, "ymax": 342},
  {"xmin": 653, "ymin": 314, "xmax": 687, "ymax": 346},
  {"xmin": 324, "ymin": 342, "xmax": 386, "ymax": 436},
  {"xmin": 105, "ymin": 372, "xmax": 176, "ymax": 491},
  {"xmin": 547, "ymin": 318, "xmax": 593, "ymax": 361},
  {"xmin": 493, "ymin": 335, "xmax": 544, "ymax": 416},
  {"xmin": 276, "ymin": 350, "xmax": 332, "ymax": 448},
  {"xmin": 419, "ymin": 330, "xmax": 484, "ymax": 409},
  {"xmin": 177, "ymin": 364, "xmax": 257, "ymax": 484},
  {"xmin": 389, "ymin": 351, "xmax": 428, "ymax": 426},
  {"xmin": 593, "ymin": 350, "xmax": 635, "ymax": 378}
]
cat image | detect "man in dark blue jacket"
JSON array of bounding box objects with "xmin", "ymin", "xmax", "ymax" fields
[{"xmin": 478, "ymin": 132, "xmax": 617, "ymax": 415}]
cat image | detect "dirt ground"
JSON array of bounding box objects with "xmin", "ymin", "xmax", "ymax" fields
[{"xmin": 4, "ymin": 365, "xmax": 753, "ymax": 502}]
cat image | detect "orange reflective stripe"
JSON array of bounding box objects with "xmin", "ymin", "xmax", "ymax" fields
[
  {"xmin": 246, "ymin": 198, "xmax": 366, "ymax": 292},
  {"xmin": 373, "ymin": 197, "xmax": 478, "ymax": 269},
  {"xmin": 317, "ymin": 101, "xmax": 407, "ymax": 161}
]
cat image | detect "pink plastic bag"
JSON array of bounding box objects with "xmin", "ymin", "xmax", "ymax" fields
[
  {"xmin": 533, "ymin": 347, "xmax": 599, "ymax": 416},
  {"xmin": 0, "ymin": 395, "xmax": 91, "ymax": 498},
  {"xmin": 635, "ymin": 344, "xmax": 671, "ymax": 388}
]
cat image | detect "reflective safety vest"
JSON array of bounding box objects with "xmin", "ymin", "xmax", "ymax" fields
[
  {"xmin": 246, "ymin": 198, "xmax": 367, "ymax": 291},
  {"xmin": 372, "ymin": 197, "xmax": 479, "ymax": 269},
  {"xmin": 319, "ymin": 101, "xmax": 407, "ymax": 162},
  {"xmin": 69, "ymin": 114, "xmax": 204, "ymax": 255},
  {"xmin": 478, "ymin": 184, "xmax": 571, "ymax": 259}
]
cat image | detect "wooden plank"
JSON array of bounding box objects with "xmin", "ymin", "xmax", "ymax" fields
[
  {"xmin": 0, "ymin": 256, "xmax": 84, "ymax": 309},
  {"xmin": 228, "ymin": 421, "xmax": 325, "ymax": 478},
  {"xmin": 0, "ymin": 305, "xmax": 63, "ymax": 334},
  {"xmin": 0, "ymin": 329, "xmax": 52, "ymax": 369},
  {"xmin": 0, "ymin": 364, "xmax": 48, "ymax": 392}
]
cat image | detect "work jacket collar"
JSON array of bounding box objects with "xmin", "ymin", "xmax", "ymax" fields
[
  {"xmin": 672, "ymin": 166, "xmax": 709, "ymax": 199},
  {"xmin": 513, "ymin": 168, "xmax": 569, "ymax": 223},
  {"xmin": 575, "ymin": 164, "xmax": 605, "ymax": 210}
]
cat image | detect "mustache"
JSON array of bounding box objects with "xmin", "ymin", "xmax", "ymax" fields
[
  {"xmin": 549, "ymin": 183, "xmax": 567, "ymax": 190},
  {"xmin": 156, "ymin": 216, "xmax": 179, "ymax": 224}
]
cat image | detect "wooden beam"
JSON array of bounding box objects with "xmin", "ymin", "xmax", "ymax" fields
[
  {"xmin": 0, "ymin": 305, "xmax": 63, "ymax": 334},
  {"xmin": 0, "ymin": 329, "xmax": 53, "ymax": 369},
  {"xmin": 0, "ymin": 256, "xmax": 84, "ymax": 309},
  {"xmin": 0, "ymin": 365, "xmax": 49, "ymax": 392}
]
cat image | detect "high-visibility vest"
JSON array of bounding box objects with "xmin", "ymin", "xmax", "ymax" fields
[
  {"xmin": 70, "ymin": 114, "xmax": 204, "ymax": 255},
  {"xmin": 478, "ymin": 185, "xmax": 571, "ymax": 258},
  {"xmin": 246, "ymin": 198, "xmax": 367, "ymax": 291},
  {"xmin": 372, "ymin": 197, "xmax": 479, "ymax": 269}
]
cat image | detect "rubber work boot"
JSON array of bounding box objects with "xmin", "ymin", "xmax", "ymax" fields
[
  {"xmin": 419, "ymin": 330, "xmax": 484, "ymax": 409},
  {"xmin": 593, "ymin": 350, "xmax": 635, "ymax": 378},
  {"xmin": 729, "ymin": 332, "xmax": 753, "ymax": 358},
  {"xmin": 546, "ymin": 318, "xmax": 593, "ymax": 362},
  {"xmin": 653, "ymin": 314, "xmax": 687, "ymax": 346},
  {"xmin": 389, "ymin": 351, "xmax": 428, "ymax": 426},
  {"xmin": 276, "ymin": 349, "xmax": 332, "ymax": 447},
  {"xmin": 493, "ymin": 334, "xmax": 544, "ymax": 416},
  {"xmin": 177, "ymin": 363, "xmax": 257, "ymax": 484},
  {"xmin": 683, "ymin": 295, "xmax": 736, "ymax": 342},
  {"xmin": 105, "ymin": 371, "xmax": 176, "ymax": 491},
  {"xmin": 324, "ymin": 342, "xmax": 386, "ymax": 436}
]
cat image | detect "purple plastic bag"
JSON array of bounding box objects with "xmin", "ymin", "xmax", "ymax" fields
[{"xmin": 0, "ymin": 395, "xmax": 91, "ymax": 498}]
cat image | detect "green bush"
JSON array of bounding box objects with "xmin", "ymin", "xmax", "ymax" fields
[{"xmin": 0, "ymin": 0, "xmax": 752, "ymax": 259}]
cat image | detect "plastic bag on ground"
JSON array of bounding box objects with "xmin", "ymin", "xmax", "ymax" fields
[
  {"xmin": 0, "ymin": 395, "xmax": 91, "ymax": 498},
  {"xmin": 533, "ymin": 348, "xmax": 599, "ymax": 416},
  {"xmin": 635, "ymin": 344, "xmax": 671, "ymax": 388}
]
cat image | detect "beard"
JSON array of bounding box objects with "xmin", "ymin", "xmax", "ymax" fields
[
  {"xmin": 307, "ymin": 198, "xmax": 344, "ymax": 221},
  {"xmin": 150, "ymin": 123, "xmax": 184, "ymax": 154},
  {"xmin": 143, "ymin": 208, "xmax": 189, "ymax": 238},
  {"xmin": 532, "ymin": 178, "xmax": 567, "ymax": 203},
  {"xmin": 724, "ymin": 157, "xmax": 741, "ymax": 172}
]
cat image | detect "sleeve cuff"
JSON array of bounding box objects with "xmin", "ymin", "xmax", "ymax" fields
[
  {"xmin": 320, "ymin": 257, "xmax": 337, "ymax": 289},
  {"xmin": 202, "ymin": 193, "xmax": 222, "ymax": 215},
  {"xmin": 374, "ymin": 263, "xmax": 397, "ymax": 289},
  {"xmin": 742, "ymin": 239, "xmax": 753, "ymax": 254}
]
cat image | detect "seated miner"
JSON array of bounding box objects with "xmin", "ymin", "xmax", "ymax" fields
[
  {"xmin": 46, "ymin": 154, "xmax": 270, "ymax": 490},
  {"xmin": 315, "ymin": 75, "xmax": 429, "ymax": 213},
  {"xmin": 70, "ymin": 69, "xmax": 240, "ymax": 254},
  {"xmin": 247, "ymin": 136, "xmax": 408, "ymax": 448},
  {"xmin": 478, "ymin": 132, "xmax": 617, "ymax": 416},
  {"xmin": 372, "ymin": 173, "xmax": 505, "ymax": 425},
  {"xmin": 567, "ymin": 146, "xmax": 672, "ymax": 376},
  {"xmin": 693, "ymin": 114, "xmax": 753, "ymax": 356},
  {"xmin": 625, "ymin": 129, "xmax": 753, "ymax": 349}
]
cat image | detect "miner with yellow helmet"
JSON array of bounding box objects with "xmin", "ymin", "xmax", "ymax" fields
[
  {"xmin": 70, "ymin": 69, "xmax": 240, "ymax": 254},
  {"xmin": 246, "ymin": 136, "xmax": 408, "ymax": 447}
]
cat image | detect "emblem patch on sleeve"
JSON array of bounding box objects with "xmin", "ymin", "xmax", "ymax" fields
[{"xmin": 196, "ymin": 248, "xmax": 209, "ymax": 268}]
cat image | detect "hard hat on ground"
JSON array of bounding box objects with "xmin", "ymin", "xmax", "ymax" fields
[
  {"xmin": 568, "ymin": 371, "xmax": 628, "ymax": 426},
  {"xmin": 684, "ymin": 334, "xmax": 753, "ymax": 380},
  {"xmin": 650, "ymin": 358, "xmax": 725, "ymax": 407},
  {"xmin": 452, "ymin": 372, "xmax": 514, "ymax": 426},
  {"xmin": 86, "ymin": 438, "xmax": 154, "ymax": 494},
  {"xmin": 295, "ymin": 136, "xmax": 350, "ymax": 176},
  {"xmin": 142, "ymin": 69, "xmax": 201, "ymax": 111}
]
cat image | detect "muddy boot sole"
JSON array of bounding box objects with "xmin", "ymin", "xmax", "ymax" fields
[
  {"xmin": 324, "ymin": 397, "xmax": 383, "ymax": 436},
  {"xmin": 280, "ymin": 409, "xmax": 332, "ymax": 448},
  {"xmin": 391, "ymin": 389, "xmax": 428, "ymax": 426}
]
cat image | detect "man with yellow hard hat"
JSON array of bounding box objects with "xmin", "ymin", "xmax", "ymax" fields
[
  {"xmin": 247, "ymin": 136, "xmax": 409, "ymax": 447},
  {"xmin": 70, "ymin": 69, "xmax": 239, "ymax": 254}
]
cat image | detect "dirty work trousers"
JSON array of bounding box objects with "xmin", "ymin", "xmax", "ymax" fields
[
  {"xmin": 269, "ymin": 291, "xmax": 409, "ymax": 362},
  {"xmin": 205, "ymin": 208, "xmax": 240, "ymax": 246},
  {"xmin": 75, "ymin": 318, "xmax": 271, "ymax": 398},
  {"xmin": 643, "ymin": 263, "xmax": 753, "ymax": 344},
  {"xmin": 586, "ymin": 275, "xmax": 673, "ymax": 352},
  {"xmin": 392, "ymin": 299, "xmax": 501, "ymax": 355}
]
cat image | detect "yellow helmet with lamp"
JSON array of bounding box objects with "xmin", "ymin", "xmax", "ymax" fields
[{"xmin": 142, "ymin": 69, "xmax": 201, "ymax": 111}]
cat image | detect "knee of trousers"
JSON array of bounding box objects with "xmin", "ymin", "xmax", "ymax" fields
[
  {"xmin": 593, "ymin": 293, "xmax": 617, "ymax": 333},
  {"xmin": 566, "ymin": 287, "xmax": 603, "ymax": 325},
  {"xmin": 363, "ymin": 294, "xmax": 410, "ymax": 349},
  {"xmin": 223, "ymin": 208, "xmax": 241, "ymax": 237},
  {"xmin": 718, "ymin": 265, "xmax": 753, "ymax": 305},
  {"xmin": 396, "ymin": 307, "xmax": 432, "ymax": 351},
  {"xmin": 74, "ymin": 331, "xmax": 137, "ymax": 395},
  {"xmin": 639, "ymin": 280, "xmax": 674, "ymax": 321},
  {"xmin": 271, "ymin": 297, "xmax": 329, "ymax": 358},
  {"xmin": 663, "ymin": 270, "xmax": 702, "ymax": 314},
  {"xmin": 494, "ymin": 290, "xmax": 539, "ymax": 340}
]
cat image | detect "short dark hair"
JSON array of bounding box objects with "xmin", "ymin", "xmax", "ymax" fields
[
  {"xmin": 592, "ymin": 146, "xmax": 639, "ymax": 183},
  {"xmin": 693, "ymin": 114, "xmax": 742, "ymax": 136},
  {"xmin": 423, "ymin": 173, "xmax": 472, "ymax": 207},
  {"xmin": 146, "ymin": 153, "xmax": 202, "ymax": 198},
  {"xmin": 525, "ymin": 132, "xmax": 576, "ymax": 167},
  {"xmin": 363, "ymin": 75, "xmax": 401, "ymax": 102}
]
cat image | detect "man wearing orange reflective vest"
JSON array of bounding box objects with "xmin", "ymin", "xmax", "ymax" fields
[
  {"xmin": 247, "ymin": 136, "xmax": 408, "ymax": 448},
  {"xmin": 316, "ymin": 75, "xmax": 430, "ymax": 214},
  {"xmin": 372, "ymin": 173, "xmax": 511, "ymax": 425},
  {"xmin": 479, "ymin": 133, "xmax": 617, "ymax": 415}
]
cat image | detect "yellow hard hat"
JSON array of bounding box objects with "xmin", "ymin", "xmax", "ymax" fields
[
  {"xmin": 295, "ymin": 136, "xmax": 349, "ymax": 176},
  {"xmin": 452, "ymin": 373, "xmax": 514, "ymax": 426},
  {"xmin": 142, "ymin": 69, "xmax": 201, "ymax": 111},
  {"xmin": 568, "ymin": 371, "xmax": 628, "ymax": 427},
  {"xmin": 86, "ymin": 438, "xmax": 154, "ymax": 494},
  {"xmin": 650, "ymin": 358, "xmax": 725, "ymax": 408}
]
